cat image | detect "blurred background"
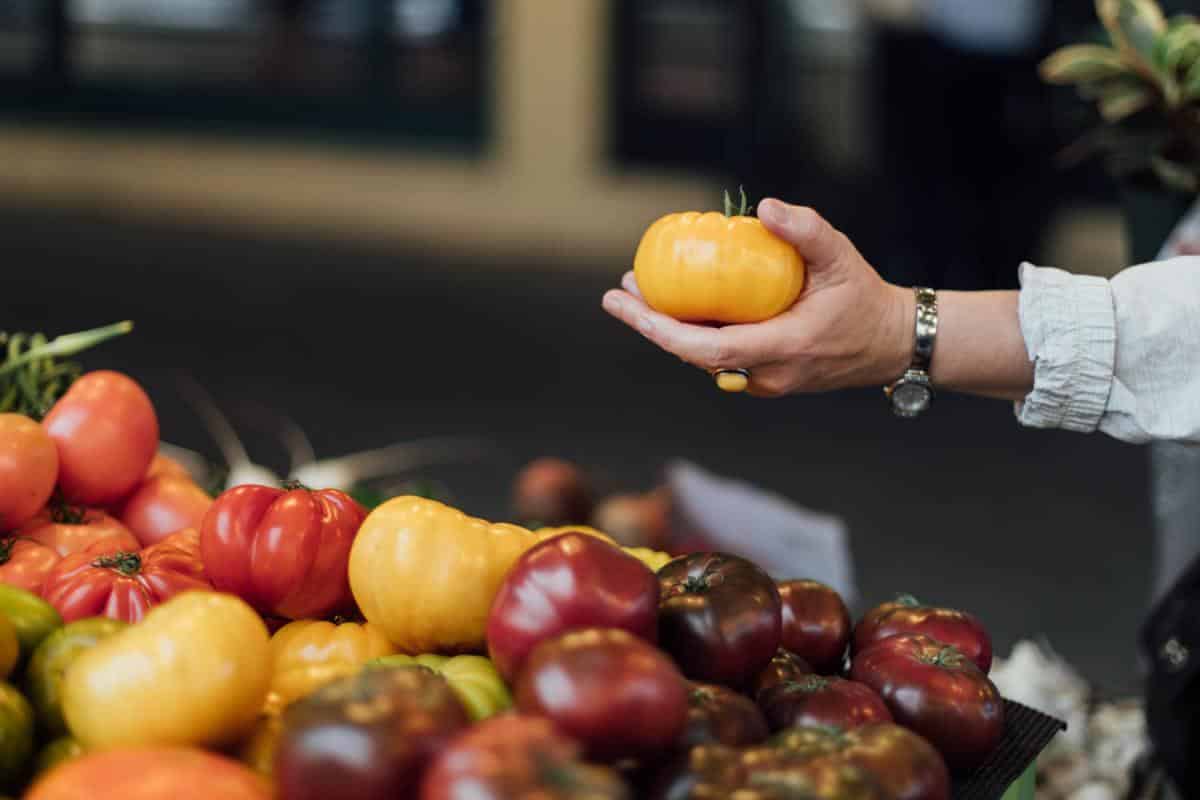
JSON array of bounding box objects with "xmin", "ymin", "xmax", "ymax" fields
[{"xmin": 0, "ymin": 0, "xmax": 1176, "ymax": 693}]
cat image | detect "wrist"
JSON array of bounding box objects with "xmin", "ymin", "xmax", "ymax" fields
[{"xmin": 875, "ymin": 283, "xmax": 916, "ymax": 384}]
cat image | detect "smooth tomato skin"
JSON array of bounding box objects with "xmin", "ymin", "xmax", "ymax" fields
[
  {"xmin": 144, "ymin": 453, "xmax": 191, "ymax": 481},
  {"xmin": 26, "ymin": 617, "xmax": 129, "ymax": 738},
  {"xmin": 487, "ymin": 532, "xmax": 660, "ymax": 682},
  {"xmin": 849, "ymin": 633, "xmax": 1004, "ymax": 772},
  {"xmin": 421, "ymin": 714, "xmax": 630, "ymax": 800},
  {"xmin": 752, "ymin": 649, "xmax": 815, "ymax": 701},
  {"xmin": 0, "ymin": 415, "xmax": 58, "ymax": 532},
  {"xmin": 120, "ymin": 476, "xmax": 212, "ymax": 547},
  {"xmin": 41, "ymin": 529, "xmax": 210, "ymax": 623},
  {"xmin": 778, "ymin": 579, "xmax": 852, "ymax": 674},
  {"xmin": 0, "ymin": 584, "xmax": 62, "ymax": 669},
  {"xmin": 680, "ymin": 683, "xmax": 769, "ymax": 750},
  {"xmin": 658, "ymin": 553, "xmax": 782, "ymax": 690},
  {"xmin": 63, "ymin": 592, "xmax": 271, "ymax": 749},
  {"xmin": 201, "ymin": 484, "xmax": 366, "ymax": 620},
  {"xmin": 634, "ymin": 212, "xmax": 806, "ymax": 324},
  {"xmin": 42, "ymin": 372, "xmax": 158, "ymax": 506},
  {"xmin": 25, "ymin": 747, "xmax": 272, "ymax": 800},
  {"xmin": 515, "ymin": 628, "xmax": 689, "ymax": 762},
  {"xmin": 758, "ymin": 675, "xmax": 893, "ymax": 732},
  {"xmin": 0, "ymin": 538, "xmax": 60, "ymax": 596},
  {"xmin": 0, "ymin": 682, "xmax": 34, "ymax": 792},
  {"xmin": 17, "ymin": 510, "xmax": 139, "ymax": 558},
  {"xmin": 853, "ymin": 595, "xmax": 993, "ymax": 673}
]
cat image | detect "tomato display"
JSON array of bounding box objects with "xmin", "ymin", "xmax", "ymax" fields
[
  {"xmin": 752, "ymin": 649, "xmax": 815, "ymax": 700},
  {"xmin": 367, "ymin": 654, "xmax": 511, "ymax": 722},
  {"xmin": 201, "ymin": 484, "xmax": 366, "ymax": 620},
  {"xmin": 421, "ymin": 715, "xmax": 630, "ymax": 800},
  {"xmin": 17, "ymin": 507, "xmax": 139, "ymax": 559},
  {"xmin": 669, "ymin": 740, "xmax": 886, "ymax": 800},
  {"xmin": 849, "ymin": 633, "xmax": 1004, "ymax": 771},
  {"xmin": 515, "ymin": 628, "xmax": 688, "ymax": 762},
  {"xmin": 42, "ymin": 529, "xmax": 210, "ymax": 623},
  {"xmin": 658, "ymin": 553, "xmax": 782, "ymax": 689},
  {"xmin": 633, "ymin": 199, "xmax": 806, "ymax": 324},
  {"xmin": 758, "ymin": 675, "xmax": 893, "ymax": 732},
  {"xmin": 0, "ymin": 415, "xmax": 58, "ymax": 532},
  {"xmin": 0, "ymin": 539, "xmax": 59, "ymax": 597},
  {"xmin": 349, "ymin": 497, "xmax": 535, "ymax": 654},
  {"xmin": 0, "ymin": 585, "xmax": 62, "ymax": 669},
  {"xmin": 267, "ymin": 618, "xmax": 394, "ymax": 709},
  {"xmin": 487, "ymin": 532, "xmax": 659, "ymax": 681},
  {"xmin": 119, "ymin": 475, "xmax": 212, "ymax": 547},
  {"xmin": 853, "ymin": 594, "xmax": 993, "ymax": 673},
  {"xmin": 274, "ymin": 666, "xmax": 470, "ymax": 800},
  {"xmin": 778, "ymin": 579, "xmax": 852, "ymax": 674},
  {"xmin": 0, "ymin": 683, "xmax": 33, "ymax": 792},
  {"xmin": 679, "ymin": 683, "xmax": 769, "ymax": 749},
  {"xmin": 62, "ymin": 592, "xmax": 271, "ymax": 749},
  {"xmin": 25, "ymin": 747, "xmax": 273, "ymax": 800},
  {"xmin": 25, "ymin": 617, "xmax": 128, "ymax": 737},
  {"xmin": 42, "ymin": 372, "xmax": 158, "ymax": 506}
]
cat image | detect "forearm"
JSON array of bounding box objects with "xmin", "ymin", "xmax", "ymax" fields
[{"xmin": 889, "ymin": 287, "xmax": 1033, "ymax": 402}]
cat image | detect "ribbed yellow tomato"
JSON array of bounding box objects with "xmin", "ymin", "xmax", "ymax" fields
[
  {"xmin": 267, "ymin": 619, "xmax": 395, "ymax": 708},
  {"xmin": 623, "ymin": 547, "xmax": 675, "ymax": 573},
  {"xmin": 62, "ymin": 592, "xmax": 270, "ymax": 749},
  {"xmin": 533, "ymin": 525, "xmax": 615, "ymax": 544},
  {"xmin": 634, "ymin": 211, "xmax": 805, "ymax": 323},
  {"xmin": 349, "ymin": 497, "xmax": 535, "ymax": 654}
]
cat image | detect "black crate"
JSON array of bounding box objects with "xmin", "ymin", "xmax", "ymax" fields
[{"xmin": 952, "ymin": 699, "xmax": 1067, "ymax": 799}]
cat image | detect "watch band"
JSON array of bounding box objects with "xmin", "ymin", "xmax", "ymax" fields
[{"xmin": 911, "ymin": 287, "xmax": 938, "ymax": 373}]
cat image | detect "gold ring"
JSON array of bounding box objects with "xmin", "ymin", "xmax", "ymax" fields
[{"xmin": 713, "ymin": 369, "xmax": 750, "ymax": 393}]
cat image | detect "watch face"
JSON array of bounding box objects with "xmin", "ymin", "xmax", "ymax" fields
[{"xmin": 893, "ymin": 382, "xmax": 931, "ymax": 415}]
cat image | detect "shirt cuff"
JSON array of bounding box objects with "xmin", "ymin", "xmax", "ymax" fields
[{"xmin": 1013, "ymin": 263, "xmax": 1116, "ymax": 434}]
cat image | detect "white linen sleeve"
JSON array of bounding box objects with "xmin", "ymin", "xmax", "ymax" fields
[{"xmin": 1014, "ymin": 258, "xmax": 1200, "ymax": 444}]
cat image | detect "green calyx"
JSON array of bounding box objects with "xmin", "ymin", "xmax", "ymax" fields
[
  {"xmin": 781, "ymin": 675, "xmax": 831, "ymax": 694},
  {"xmin": 0, "ymin": 322, "xmax": 133, "ymax": 420},
  {"xmin": 893, "ymin": 594, "xmax": 922, "ymax": 607},
  {"xmin": 723, "ymin": 186, "xmax": 753, "ymax": 218},
  {"xmin": 93, "ymin": 552, "xmax": 142, "ymax": 577}
]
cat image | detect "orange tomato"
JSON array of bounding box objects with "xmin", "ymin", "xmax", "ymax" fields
[
  {"xmin": 0, "ymin": 414, "xmax": 58, "ymax": 531},
  {"xmin": 120, "ymin": 475, "xmax": 213, "ymax": 547},
  {"xmin": 267, "ymin": 618, "xmax": 395, "ymax": 707},
  {"xmin": 144, "ymin": 453, "xmax": 191, "ymax": 482},
  {"xmin": 18, "ymin": 508, "xmax": 139, "ymax": 558},
  {"xmin": 634, "ymin": 211, "xmax": 805, "ymax": 323},
  {"xmin": 0, "ymin": 537, "xmax": 60, "ymax": 595},
  {"xmin": 25, "ymin": 747, "xmax": 272, "ymax": 800}
]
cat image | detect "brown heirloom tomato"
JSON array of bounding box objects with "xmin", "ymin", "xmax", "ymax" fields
[
  {"xmin": 849, "ymin": 633, "xmax": 1004, "ymax": 772},
  {"xmin": 853, "ymin": 594, "xmax": 992, "ymax": 673},
  {"xmin": 778, "ymin": 579, "xmax": 852, "ymax": 674},
  {"xmin": 758, "ymin": 675, "xmax": 892, "ymax": 732},
  {"xmin": 658, "ymin": 552, "xmax": 782, "ymax": 689},
  {"xmin": 752, "ymin": 648, "xmax": 815, "ymax": 700},
  {"xmin": 679, "ymin": 683, "xmax": 769, "ymax": 749}
]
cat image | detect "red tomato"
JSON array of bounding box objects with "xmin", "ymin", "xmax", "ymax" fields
[
  {"xmin": 42, "ymin": 371, "xmax": 159, "ymax": 506},
  {"xmin": 200, "ymin": 484, "xmax": 366, "ymax": 620},
  {"xmin": 25, "ymin": 746, "xmax": 272, "ymax": 800},
  {"xmin": 0, "ymin": 414, "xmax": 58, "ymax": 531},
  {"xmin": 17, "ymin": 507, "xmax": 139, "ymax": 558},
  {"xmin": 120, "ymin": 476, "xmax": 213, "ymax": 547},
  {"xmin": 853, "ymin": 594, "xmax": 993, "ymax": 673},
  {"xmin": 778, "ymin": 579, "xmax": 852, "ymax": 674},
  {"xmin": 758, "ymin": 675, "xmax": 893, "ymax": 732},
  {"xmin": 41, "ymin": 528, "xmax": 210, "ymax": 623},
  {"xmin": 0, "ymin": 537, "xmax": 60, "ymax": 595}
]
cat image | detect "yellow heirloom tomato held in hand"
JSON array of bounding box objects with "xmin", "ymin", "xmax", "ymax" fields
[
  {"xmin": 349, "ymin": 497, "xmax": 535, "ymax": 654},
  {"xmin": 62, "ymin": 591, "xmax": 271, "ymax": 749},
  {"xmin": 633, "ymin": 191, "xmax": 806, "ymax": 324},
  {"xmin": 267, "ymin": 618, "xmax": 395, "ymax": 708}
]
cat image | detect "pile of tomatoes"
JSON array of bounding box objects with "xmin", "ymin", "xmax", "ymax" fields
[{"xmin": 0, "ymin": 368, "xmax": 1008, "ymax": 799}]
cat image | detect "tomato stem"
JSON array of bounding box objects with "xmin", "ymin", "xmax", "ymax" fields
[
  {"xmin": 722, "ymin": 185, "xmax": 753, "ymax": 218},
  {"xmin": 48, "ymin": 495, "xmax": 89, "ymax": 526},
  {"xmin": 782, "ymin": 675, "xmax": 829, "ymax": 694},
  {"xmin": 280, "ymin": 479, "xmax": 313, "ymax": 493},
  {"xmin": 0, "ymin": 539, "xmax": 12, "ymax": 565},
  {"xmin": 93, "ymin": 552, "xmax": 142, "ymax": 576},
  {"xmin": 894, "ymin": 593, "xmax": 921, "ymax": 607}
]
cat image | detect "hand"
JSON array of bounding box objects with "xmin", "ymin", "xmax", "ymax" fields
[{"xmin": 602, "ymin": 199, "xmax": 914, "ymax": 397}]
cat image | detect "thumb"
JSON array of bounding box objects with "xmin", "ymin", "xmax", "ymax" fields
[{"xmin": 757, "ymin": 199, "xmax": 847, "ymax": 271}]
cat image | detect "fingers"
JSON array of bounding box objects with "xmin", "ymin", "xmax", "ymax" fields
[
  {"xmin": 620, "ymin": 271, "xmax": 642, "ymax": 298},
  {"xmin": 757, "ymin": 199, "xmax": 847, "ymax": 270},
  {"xmin": 601, "ymin": 290, "xmax": 749, "ymax": 371}
]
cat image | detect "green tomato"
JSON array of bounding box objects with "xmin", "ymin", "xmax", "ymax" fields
[
  {"xmin": 25, "ymin": 618, "xmax": 127, "ymax": 738},
  {"xmin": 366, "ymin": 654, "xmax": 511, "ymax": 721},
  {"xmin": 0, "ymin": 682, "xmax": 34, "ymax": 792},
  {"xmin": 33, "ymin": 736, "xmax": 84, "ymax": 777},
  {"xmin": 0, "ymin": 585, "xmax": 61, "ymax": 672}
]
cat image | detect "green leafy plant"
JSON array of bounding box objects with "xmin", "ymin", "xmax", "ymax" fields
[
  {"xmin": 1042, "ymin": 0, "xmax": 1200, "ymax": 192},
  {"xmin": 0, "ymin": 322, "xmax": 132, "ymax": 419}
]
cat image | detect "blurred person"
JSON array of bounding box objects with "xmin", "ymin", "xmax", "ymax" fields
[
  {"xmin": 862, "ymin": 0, "xmax": 1056, "ymax": 291},
  {"xmin": 602, "ymin": 197, "xmax": 1200, "ymax": 797}
]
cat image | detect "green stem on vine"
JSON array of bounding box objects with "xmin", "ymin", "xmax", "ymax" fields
[
  {"xmin": 0, "ymin": 321, "xmax": 134, "ymax": 419},
  {"xmin": 722, "ymin": 185, "xmax": 753, "ymax": 218},
  {"xmin": 0, "ymin": 321, "xmax": 133, "ymax": 379},
  {"xmin": 281, "ymin": 479, "xmax": 313, "ymax": 493},
  {"xmin": 93, "ymin": 552, "xmax": 142, "ymax": 577}
]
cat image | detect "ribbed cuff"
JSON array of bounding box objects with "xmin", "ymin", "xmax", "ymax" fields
[{"xmin": 1014, "ymin": 263, "xmax": 1116, "ymax": 434}]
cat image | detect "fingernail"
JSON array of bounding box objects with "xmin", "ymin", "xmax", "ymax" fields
[{"xmin": 758, "ymin": 198, "xmax": 785, "ymax": 226}]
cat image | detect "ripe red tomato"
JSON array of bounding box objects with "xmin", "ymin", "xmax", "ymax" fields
[
  {"xmin": 515, "ymin": 628, "xmax": 689, "ymax": 762},
  {"xmin": 758, "ymin": 675, "xmax": 893, "ymax": 732},
  {"xmin": 42, "ymin": 372, "xmax": 159, "ymax": 506},
  {"xmin": 17, "ymin": 507, "xmax": 139, "ymax": 558},
  {"xmin": 41, "ymin": 528, "xmax": 210, "ymax": 623},
  {"xmin": 487, "ymin": 532, "xmax": 659, "ymax": 682},
  {"xmin": 0, "ymin": 414, "xmax": 58, "ymax": 531},
  {"xmin": 853, "ymin": 594, "xmax": 993, "ymax": 673},
  {"xmin": 752, "ymin": 649, "xmax": 815, "ymax": 700},
  {"xmin": 200, "ymin": 484, "xmax": 366, "ymax": 620},
  {"xmin": 778, "ymin": 579, "xmax": 852, "ymax": 674},
  {"xmin": 849, "ymin": 633, "xmax": 1004, "ymax": 772},
  {"xmin": 120, "ymin": 475, "xmax": 213, "ymax": 547},
  {"xmin": 0, "ymin": 537, "xmax": 60, "ymax": 595},
  {"xmin": 679, "ymin": 683, "xmax": 769, "ymax": 749},
  {"xmin": 25, "ymin": 746, "xmax": 272, "ymax": 800}
]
